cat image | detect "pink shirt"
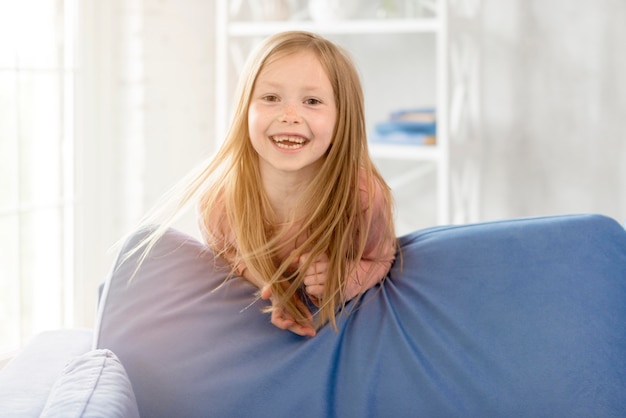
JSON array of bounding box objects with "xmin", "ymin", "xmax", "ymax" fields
[{"xmin": 200, "ymin": 174, "xmax": 395, "ymax": 302}]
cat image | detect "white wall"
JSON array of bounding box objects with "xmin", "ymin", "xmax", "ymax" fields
[
  {"xmin": 77, "ymin": 0, "xmax": 626, "ymax": 325},
  {"xmin": 479, "ymin": 0, "xmax": 626, "ymax": 222},
  {"xmin": 100, "ymin": 0, "xmax": 626, "ymax": 230},
  {"xmin": 75, "ymin": 0, "xmax": 215, "ymax": 326}
]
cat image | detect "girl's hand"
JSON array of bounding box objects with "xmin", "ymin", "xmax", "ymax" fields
[
  {"xmin": 260, "ymin": 285, "xmax": 316, "ymax": 337},
  {"xmin": 300, "ymin": 252, "xmax": 329, "ymax": 305}
]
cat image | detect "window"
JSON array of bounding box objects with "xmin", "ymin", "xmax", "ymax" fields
[{"xmin": 0, "ymin": 0, "xmax": 77, "ymax": 359}]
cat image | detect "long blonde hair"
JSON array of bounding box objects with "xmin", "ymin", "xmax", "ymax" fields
[{"xmin": 129, "ymin": 31, "xmax": 396, "ymax": 331}]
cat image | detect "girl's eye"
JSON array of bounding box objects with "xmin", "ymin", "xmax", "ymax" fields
[
  {"xmin": 304, "ymin": 98, "xmax": 321, "ymax": 105},
  {"xmin": 262, "ymin": 95, "xmax": 279, "ymax": 102}
]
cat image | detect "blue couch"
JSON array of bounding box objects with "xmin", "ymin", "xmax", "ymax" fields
[{"xmin": 1, "ymin": 214, "xmax": 625, "ymax": 417}]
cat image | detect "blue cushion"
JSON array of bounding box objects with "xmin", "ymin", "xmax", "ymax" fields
[{"xmin": 95, "ymin": 214, "xmax": 626, "ymax": 417}]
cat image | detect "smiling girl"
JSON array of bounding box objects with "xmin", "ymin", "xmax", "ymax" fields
[{"xmin": 132, "ymin": 31, "xmax": 397, "ymax": 337}]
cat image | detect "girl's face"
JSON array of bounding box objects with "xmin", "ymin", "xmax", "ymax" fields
[{"xmin": 248, "ymin": 50, "xmax": 337, "ymax": 182}]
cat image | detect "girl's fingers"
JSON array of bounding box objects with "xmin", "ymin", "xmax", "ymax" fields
[
  {"xmin": 268, "ymin": 293, "xmax": 316, "ymax": 337},
  {"xmin": 303, "ymin": 272, "xmax": 322, "ymax": 286},
  {"xmin": 270, "ymin": 307, "xmax": 293, "ymax": 329},
  {"xmin": 260, "ymin": 285, "xmax": 272, "ymax": 300},
  {"xmin": 288, "ymin": 322, "xmax": 316, "ymax": 337},
  {"xmin": 303, "ymin": 263, "xmax": 328, "ymax": 283},
  {"xmin": 305, "ymin": 284, "xmax": 324, "ymax": 296}
]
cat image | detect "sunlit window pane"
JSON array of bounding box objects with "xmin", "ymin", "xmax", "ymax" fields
[
  {"xmin": 0, "ymin": 0, "xmax": 75, "ymax": 357},
  {"xmin": 18, "ymin": 73, "xmax": 61, "ymax": 206},
  {"xmin": 0, "ymin": 0, "xmax": 59, "ymax": 68},
  {"xmin": 0, "ymin": 215, "xmax": 19, "ymax": 353},
  {"xmin": 0, "ymin": 73, "xmax": 18, "ymax": 212},
  {"xmin": 19, "ymin": 208, "xmax": 64, "ymax": 337}
]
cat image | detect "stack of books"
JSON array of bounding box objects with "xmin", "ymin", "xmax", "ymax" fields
[{"xmin": 370, "ymin": 108, "xmax": 436, "ymax": 146}]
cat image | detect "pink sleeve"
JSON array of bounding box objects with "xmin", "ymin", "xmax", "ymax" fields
[
  {"xmin": 343, "ymin": 176, "xmax": 396, "ymax": 302},
  {"xmin": 198, "ymin": 196, "xmax": 247, "ymax": 277}
]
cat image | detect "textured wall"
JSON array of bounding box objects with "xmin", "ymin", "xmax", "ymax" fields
[
  {"xmin": 480, "ymin": 0, "xmax": 626, "ymax": 222},
  {"xmin": 110, "ymin": 0, "xmax": 215, "ymax": 236},
  {"xmin": 106, "ymin": 0, "xmax": 626, "ymax": 237}
]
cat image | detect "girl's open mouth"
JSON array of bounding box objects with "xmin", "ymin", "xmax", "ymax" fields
[{"xmin": 270, "ymin": 135, "xmax": 308, "ymax": 150}]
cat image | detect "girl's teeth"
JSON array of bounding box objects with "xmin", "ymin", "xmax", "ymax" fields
[
  {"xmin": 271, "ymin": 135, "xmax": 306, "ymax": 149},
  {"xmin": 277, "ymin": 142, "xmax": 302, "ymax": 149}
]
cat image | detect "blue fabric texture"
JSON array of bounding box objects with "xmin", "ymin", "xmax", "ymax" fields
[{"xmin": 95, "ymin": 214, "xmax": 626, "ymax": 417}]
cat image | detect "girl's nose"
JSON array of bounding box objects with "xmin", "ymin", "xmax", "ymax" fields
[{"xmin": 279, "ymin": 104, "xmax": 301, "ymax": 124}]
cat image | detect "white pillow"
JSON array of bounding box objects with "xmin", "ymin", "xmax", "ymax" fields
[{"xmin": 40, "ymin": 349, "xmax": 140, "ymax": 418}]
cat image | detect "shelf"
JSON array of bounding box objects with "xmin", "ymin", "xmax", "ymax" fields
[
  {"xmin": 368, "ymin": 143, "xmax": 441, "ymax": 161},
  {"xmin": 228, "ymin": 18, "xmax": 441, "ymax": 36},
  {"xmin": 216, "ymin": 0, "xmax": 453, "ymax": 226},
  {"xmin": 386, "ymin": 164, "xmax": 436, "ymax": 190}
]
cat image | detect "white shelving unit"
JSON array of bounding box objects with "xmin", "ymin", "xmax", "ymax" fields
[{"xmin": 215, "ymin": 0, "xmax": 451, "ymax": 227}]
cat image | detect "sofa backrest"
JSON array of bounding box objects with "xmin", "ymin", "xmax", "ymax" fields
[{"xmin": 95, "ymin": 214, "xmax": 626, "ymax": 417}]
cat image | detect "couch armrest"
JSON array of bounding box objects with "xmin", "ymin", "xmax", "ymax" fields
[{"xmin": 0, "ymin": 329, "xmax": 93, "ymax": 417}]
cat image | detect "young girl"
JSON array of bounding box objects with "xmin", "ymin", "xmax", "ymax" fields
[{"xmin": 133, "ymin": 31, "xmax": 397, "ymax": 337}]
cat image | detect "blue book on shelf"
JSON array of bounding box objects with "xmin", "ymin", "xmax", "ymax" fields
[
  {"xmin": 372, "ymin": 108, "xmax": 437, "ymax": 145},
  {"xmin": 369, "ymin": 130, "xmax": 436, "ymax": 146},
  {"xmin": 375, "ymin": 120, "xmax": 437, "ymax": 136}
]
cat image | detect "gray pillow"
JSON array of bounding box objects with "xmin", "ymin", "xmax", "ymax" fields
[{"xmin": 40, "ymin": 349, "xmax": 140, "ymax": 418}]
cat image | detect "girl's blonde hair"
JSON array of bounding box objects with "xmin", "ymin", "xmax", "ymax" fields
[{"xmin": 128, "ymin": 31, "xmax": 396, "ymax": 331}]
